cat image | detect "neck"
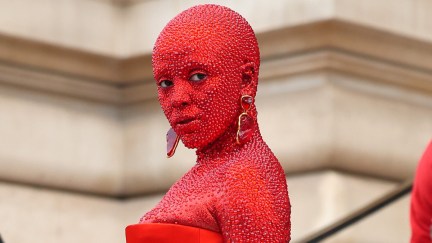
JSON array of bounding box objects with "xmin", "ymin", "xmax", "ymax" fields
[{"xmin": 195, "ymin": 119, "xmax": 262, "ymax": 166}]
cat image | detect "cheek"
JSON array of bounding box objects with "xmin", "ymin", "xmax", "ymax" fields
[
  {"xmin": 158, "ymin": 91, "xmax": 174, "ymax": 121},
  {"xmin": 198, "ymin": 78, "xmax": 240, "ymax": 128}
]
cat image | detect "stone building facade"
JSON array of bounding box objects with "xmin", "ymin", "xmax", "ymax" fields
[{"xmin": 0, "ymin": 0, "xmax": 431, "ymax": 242}]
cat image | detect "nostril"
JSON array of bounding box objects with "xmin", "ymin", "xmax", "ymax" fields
[{"xmin": 172, "ymin": 99, "xmax": 190, "ymax": 108}]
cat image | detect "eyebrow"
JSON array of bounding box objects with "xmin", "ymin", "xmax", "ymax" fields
[
  {"xmin": 154, "ymin": 58, "xmax": 214, "ymax": 81},
  {"xmin": 187, "ymin": 61, "xmax": 210, "ymax": 69},
  {"xmin": 154, "ymin": 67, "xmax": 169, "ymax": 81}
]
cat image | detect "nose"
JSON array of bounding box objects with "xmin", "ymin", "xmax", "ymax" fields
[{"xmin": 171, "ymin": 82, "xmax": 192, "ymax": 108}]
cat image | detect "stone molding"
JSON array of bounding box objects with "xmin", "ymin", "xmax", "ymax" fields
[{"xmin": 0, "ymin": 20, "xmax": 431, "ymax": 105}]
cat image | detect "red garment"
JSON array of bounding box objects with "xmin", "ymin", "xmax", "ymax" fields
[
  {"xmin": 126, "ymin": 223, "xmax": 223, "ymax": 243},
  {"xmin": 411, "ymin": 140, "xmax": 432, "ymax": 243}
]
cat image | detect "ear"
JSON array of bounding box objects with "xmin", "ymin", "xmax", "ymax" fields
[{"xmin": 240, "ymin": 62, "xmax": 257, "ymax": 94}]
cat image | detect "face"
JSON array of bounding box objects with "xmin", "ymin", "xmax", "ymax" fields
[
  {"xmin": 152, "ymin": 4, "xmax": 260, "ymax": 150},
  {"xmin": 153, "ymin": 45, "xmax": 242, "ymax": 149}
]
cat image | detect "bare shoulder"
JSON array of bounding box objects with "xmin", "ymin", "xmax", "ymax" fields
[
  {"xmin": 215, "ymin": 147, "xmax": 291, "ymax": 241},
  {"xmin": 222, "ymin": 149, "xmax": 286, "ymax": 186}
]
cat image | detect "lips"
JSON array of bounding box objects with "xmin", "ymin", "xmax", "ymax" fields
[
  {"xmin": 177, "ymin": 117, "xmax": 195, "ymax": 125},
  {"xmin": 173, "ymin": 116, "xmax": 199, "ymax": 133}
]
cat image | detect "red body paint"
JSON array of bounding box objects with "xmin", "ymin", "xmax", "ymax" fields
[{"xmin": 140, "ymin": 5, "xmax": 291, "ymax": 242}]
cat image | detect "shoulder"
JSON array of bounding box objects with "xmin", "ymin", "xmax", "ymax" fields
[
  {"xmin": 221, "ymin": 152, "xmax": 286, "ymax": 187},
  {"xmin": 217, "ymin": 154, "xmax": 289, "ymax": 210},
  {"xmin": 215, "ymin": 157, "xmax": 291, "ymax": 242}
]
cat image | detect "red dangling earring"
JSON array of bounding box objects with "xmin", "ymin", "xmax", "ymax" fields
[
  {"xmin": 236, "ymin": 95, "xmax": 255, "ymax": 145},
  {"xmin": 166, "ymin": 127, "xmax": 180, "ymax": 158}
]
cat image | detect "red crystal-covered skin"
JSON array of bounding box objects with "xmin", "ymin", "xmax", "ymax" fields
[{"xmin": 140, "ymin": 4, "xmax": 291, "ymax": 242}]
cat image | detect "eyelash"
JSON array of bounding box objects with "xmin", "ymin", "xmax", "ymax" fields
[
  {"xmin": 158, "ymin": 71, "xmax": 207, "ymax": 88},
  {"xmin": 189, "ymin": 71, "xmax": 207, "ymax": 82},
  {"xmin": 159, "ymin": 80, "xmax": 173, "ymax": 88}
]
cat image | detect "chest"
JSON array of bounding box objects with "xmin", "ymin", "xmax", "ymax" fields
[{"xmin": 142, "ymin": 166, "xmax": 223, "ymax": 232}]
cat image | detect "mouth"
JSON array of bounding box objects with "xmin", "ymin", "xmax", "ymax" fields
[
  {"xmin": 177, "ymin": 118, "xmax": 195, "ymax": 125},
  {"xmin": 173, "ymin": 116, "xmax": 198, "ymax": 130},
  {"xmin": 173, "ymin": 116, "xmax": 199, "ymax": 134}
]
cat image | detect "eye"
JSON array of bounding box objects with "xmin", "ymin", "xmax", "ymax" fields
[
  {"xmin": 189, "ymin": 73, "xmax": 207, "ymax": 82},
  {"xmin": 159, "ymin": 80, "xmax": 173, "ymax": 88}
]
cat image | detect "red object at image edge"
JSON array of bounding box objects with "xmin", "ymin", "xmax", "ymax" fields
[
  {"xmin": 125, "ymin": 223, "xmax": 223, "ymax": 243},
  {"xmin": 410, "ymin": 140, "xmax": 432, "ymax": 243}
]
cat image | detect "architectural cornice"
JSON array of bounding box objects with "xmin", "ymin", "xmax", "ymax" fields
[
  {"xmin": 0, "ymin": 20, "xmax": 431, "ymax": 105},
  {"xmin": 0, "ymin": 34, "xmax": 121, "ymax": 83},
  {"xmin": 258, "ymin": 20, "xmax": 432, "ymax": 72}
]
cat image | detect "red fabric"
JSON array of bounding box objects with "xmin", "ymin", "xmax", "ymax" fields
[
  {"xmin": 125, "ymin": 223, "xmax": 223, "ymax": 243},
  {"xmin": 411, "ymin": 140, "xmax": 432, "ymax": 243}
]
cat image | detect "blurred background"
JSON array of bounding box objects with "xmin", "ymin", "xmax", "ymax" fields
[{"xmin": 0, "ymin": 0, "xmax": 431, "ymax": 242}]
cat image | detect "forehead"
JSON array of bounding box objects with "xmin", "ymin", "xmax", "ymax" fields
[
  {"xmin": 152, "ymin": 7, "xmax": 249, "ymax": 75},
  {"xmin": 152, "ymin": 33, "xmax": 240, "ymax": 74},
  {"xmin": 152, "ymin": 43, "xmax": 217, "ymax": 73},
  {"xmin": 154, "ymin": 24, "xmax": 229, "ymax": 56}
]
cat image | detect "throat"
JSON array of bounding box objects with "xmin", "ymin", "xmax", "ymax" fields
[{"xmin": 195, "ymin": 122, "xmax": 259, "ymax": 166}]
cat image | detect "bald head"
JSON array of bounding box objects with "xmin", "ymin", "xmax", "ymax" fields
[{"xmin": 153, "ymin": 4, "xmax": 260, "ymax": 91}]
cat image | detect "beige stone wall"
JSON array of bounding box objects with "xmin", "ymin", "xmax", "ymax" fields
[
  {"xmin": 2, "ymin": 0, "xmax": 432, "ymax": 56},
  {"xmin": 0, "ymin": 84, "xmax": 124, "ymax": 195},
  {"xmin": 0, "ymin": 0, "xmax": 123, "ymax": 55},
  {"xmin": 0, "ymin": 0, "xmax": 431, "ymax": 242}
]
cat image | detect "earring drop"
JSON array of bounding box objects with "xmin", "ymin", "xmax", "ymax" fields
[
  {"xmin": 236, "ymin": 95, "xmax": 255, "ymax": 145},
  {"xmin": 166, "ymin": 127, "xmax": 180, "ymax": 158}
]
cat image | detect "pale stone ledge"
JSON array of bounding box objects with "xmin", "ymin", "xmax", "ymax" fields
[
  {"xmin": 1, "ymin": 0, "xmax": 431, "ymax": 56},
  {"xmin": 0, "ymin": 20, "xmax": 431, "ymax": 104},
  {"xmin": 0, "ymin": 63, "xmax": 121, "ymax": 104}
]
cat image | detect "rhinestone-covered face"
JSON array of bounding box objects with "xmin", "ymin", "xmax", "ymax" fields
[{"xmin": 153, "ymin": 4, "xmax": 260, "ymax": 149}]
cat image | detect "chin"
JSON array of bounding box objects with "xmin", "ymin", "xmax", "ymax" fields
[
  {"xmin": 179, "ymin": 133, "xmax": 212, "ymax": 150},
  {"xmin": 179, "ymin": 135, "xmax": 202, "ymax": 149}
]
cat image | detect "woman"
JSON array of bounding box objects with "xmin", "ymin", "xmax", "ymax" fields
[{"xmin": 126, "ymin": 4, "xmax": 291, "ymax": 242}]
